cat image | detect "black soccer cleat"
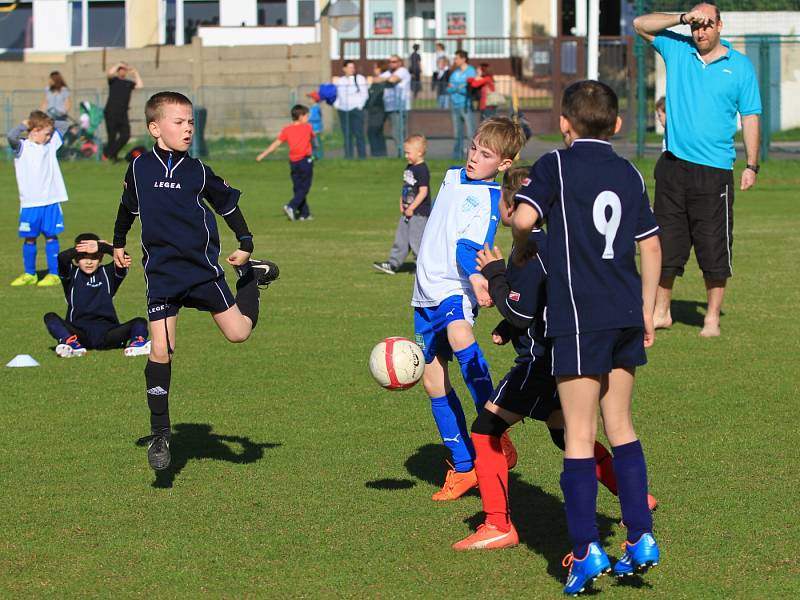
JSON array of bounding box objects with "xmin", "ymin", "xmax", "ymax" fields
[
  {"xmin": 147, "ymin": 431, "xmax": 171, "ymax": 471},
  {"xmin": 249, "ymin": 259, "xmax": 280, "ymax": 288}
]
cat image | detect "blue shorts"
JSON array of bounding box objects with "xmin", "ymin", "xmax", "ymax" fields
[
  {"xmin": 147, "ymin": 276, "xmax": 235, "ymax": 322},
  {"xmin": 551, "ymin": 327, "xmax": 647, "ymax": 377},
  {"xmin": 413, "ymin": 294, "xmax": 478, "ymax": 363},
  {"xmin": 489, "ymin": 360, "xmax": 559, "ymax": 421},
  {"xmin": 18, "ymin": 204, "xmax": 65, "ymax": 238}
]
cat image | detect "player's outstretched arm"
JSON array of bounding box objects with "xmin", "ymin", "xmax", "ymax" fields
[
  {"xmin": 256, "ymin": 139, "xmax": 283, "ymax": 161},
  {"xmin": 638, "ymin": 235, "xmax": 662, "ymax": 348}
]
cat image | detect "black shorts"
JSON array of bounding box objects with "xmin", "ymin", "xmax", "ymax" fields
[
  {"xmin": 551, "ymin": 327, "xmax": 646, "ymax": 377},
  {"xmin": 147, "ymin": 276, "xmax": 235, "ymax": 322},
  {"xmin": 654, "ymin": 152, "xmax": 734, "ymax": 280},
  {"xmin": 488, "ymin": 361, "xmax": 559, "ymax": 422}
]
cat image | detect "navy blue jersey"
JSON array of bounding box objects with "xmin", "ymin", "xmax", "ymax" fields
[
  {"xmin": 59, "ymin": 260, "xmax": 126, "ymax": 330},
  {"xmin": 121, "ymin": 147, "xmax": 241, "ymax": 298},
  {"xmin": 483, "ymin": 229, "xmax": 550, "ymax": 367},
  {"xmin": 515, "ymin": 140, "xmax": 659, "ymax": 336}
]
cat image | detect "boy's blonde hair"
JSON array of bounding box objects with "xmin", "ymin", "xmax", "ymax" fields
[
  {"xmin": 28, "ymin": 110, "xmax": 54, "ymax": 130},
  {"xmin": 473, "ymin": 117, "xmax": 527, "ymax": 160},
  {"xmin": 501, "ymin": 166, "xmax": 531, "ymax": 207},
  {"xmin": 405, "ymin": 134, "xmax": 427, "ymax": 154},
  {"xmin": 145, "ymin": 91, "xmax": 193, "ymax": 124}
]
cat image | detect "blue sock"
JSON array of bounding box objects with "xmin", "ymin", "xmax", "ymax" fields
[
  {"xmin": 22, "ymin": 242, "xmax": 37, "ymax": 275},
  {"xmin": 430, "ymin": 390, "xmax": 474, "ymax": 472},
  {"xmin": 612, "ymin": 440, "xmax": 653, "ymax": 543},
  {"xmin": 454, "ymin": 342, "xmax": 493, "ymax": 413},
  {"xmin": 560, "ymin": 457, "xmax": 599, "ymax": 557},
  {"xmin": 45, "ymin": 238, "xmax": 60, "ymax": 275}
]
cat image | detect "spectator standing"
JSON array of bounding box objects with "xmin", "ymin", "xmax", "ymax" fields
[
  {"xmin": 41, "ymin": 71, "xmax": 72, "ymax": 120},
  {"xmin": 447, "ymin": 50, "xmax": 477, "ymax": 160},
  {"xmin": 634, "ymin": 4, "xmax": 761, "ymax": 337},
  {"xmin": 366, "ymin": 61, "xmax": 389, "ymax": 157},
  {"xmin": 378, "ymin": 55, "xmax": 412, "ymax": 158},
  {"xmin": 306, "ymin": 90, "xmax": 324, "ymax": 159},
  {"xmin": 432, "ymin": 56, "xmax": 451, "ymax": 109},
  {"xmin": 333, "ymin": 60, "xmax": 368, "ymax": 159},
  {"xmin": 103, "ymin": 62, "xmax": 143, "ymax": 162},
  {"xmin": 408, "ymin": 43, "xmax": 422, "ymax": 100},
  {"xmin": 468, "ymin": 63, "xmax": 497, "ymax": 122}
]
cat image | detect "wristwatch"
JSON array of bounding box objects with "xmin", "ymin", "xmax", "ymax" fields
[{"xmin": 746, "ymin": 163, "xmax": 760, "ymax": 174}]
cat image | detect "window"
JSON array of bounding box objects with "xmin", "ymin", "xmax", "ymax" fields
[
  {"xmin": 298, "ymin": 0, "xmax": 315, "ymax": 26},
  {"xmin": 0, "ymin": 2, "xmax": 33, "ymax": 50},
  {"xmin": 165, "ymin": 0, "xmax": 219, "ymax": 45},
  {"xmin": 70, "ymin": 0, "xmax": 83, "ymax": 47},
  {"xmin": 258, "ymin": 0, "xmax": 287, "ymax": 26},
  {"xmin": 88, "ymin": 0, "xmax": 125, "ymax": 47}
]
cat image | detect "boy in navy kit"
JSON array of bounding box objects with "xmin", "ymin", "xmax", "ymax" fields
[
  {"xmin": 373, "ymin": 134, "xmax": 430, "ymax": 274},
  {"xmin": 452, "ymin": 168, "xmax": 657, "ymax": 551},
  {"xmin": 412, "ymin": 117, "xmax": 527, "ymax": 501},
  {"xmin": 256, "ymin": 104, "xmax": 315, "ymax": 221},
  {"xmin": 44, "ymin": 232, "xmax": 150, "ymax": 358},
  {"xmin": 512, "ymin": 81, "xmax": 662, "ymax": 595},
  {"xmin": 8, "ymin": 110, "xmax": 70, "ymax": 288},
  {"xmin": 113, "ymin": 91, "xmax": 279, "ymax": 471}
]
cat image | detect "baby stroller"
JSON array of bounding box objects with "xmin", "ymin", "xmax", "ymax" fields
[{"xmin": 58, "ymin": 101, "xmax": 103, "ymax": 159}]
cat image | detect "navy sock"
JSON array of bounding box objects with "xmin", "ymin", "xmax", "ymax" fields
[
  {"xmin": 454, "ymin": 342, "xmax": 493, "ymax": 413},
  {"xmin": 45, "ymin": 238, "xmax": 60, "ymax": 275},
  {"xmin": 560, "ymin": 457, "xmax": 599, "ymax": 557},
  {"xmin": 612, "ymin": 440, "xmax": 653, "ymax": 543},
  {"xmin": 22, "ymin": 242, "xmax": 36, "ymax": 275},
  {"xmin": 130, "ymin": 318, "xmax": 149, "ymax": 340},
  {"xmin": 430, "ymin": 389, "xmax": 474, "ymax": 472},
  {"xmin": 145, "ymin": 360, "xmax": 171, "ymax": 433},
  {"xmin": 235, "ymin": 268, "xmax": 259, "ymax": 328}
]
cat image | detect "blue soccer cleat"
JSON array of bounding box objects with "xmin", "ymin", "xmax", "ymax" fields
[
  {"xmin": 613, "ymin": 532, "xmax": 660, "ymax": 577},
  {"xmin": 562, "ymin": 542, "xmax": 611, "ymax": 596}
]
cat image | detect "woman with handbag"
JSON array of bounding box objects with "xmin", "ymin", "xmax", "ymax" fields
[{"xmin": 468, "ymin": 63, "xmax": 505, "ymax": 122}]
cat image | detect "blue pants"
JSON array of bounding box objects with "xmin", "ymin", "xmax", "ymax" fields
[
  {"xmin": 338, "ymin": 109, "xmax": 366, "ymax": 159},
  {"xmin": 289, "ymin": 157, "xmax": 313, "ymax": 219},
  {"xmin": 451, "ymin": 105, "xmax": 475, "ymax": 160}
]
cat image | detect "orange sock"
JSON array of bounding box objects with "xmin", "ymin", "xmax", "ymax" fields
[
  {"xmin": 472, "ymin": 433, "xmax": 511, "ymax": 532},
  {"xmin": 595, "ymin": 441, "xmax": 618, "ymax": 495}
]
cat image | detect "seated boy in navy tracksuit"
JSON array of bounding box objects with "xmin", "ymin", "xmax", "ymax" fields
[
  {"xmin": 112, "ymin": 91, "xmax": 279, "ymax": 472},
  {"xmin": 44, "ymin": 232, "xmax": 150, "ymax": 358}
]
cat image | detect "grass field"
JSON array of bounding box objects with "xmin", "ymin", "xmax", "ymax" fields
[{"xmin": 2, "ymin": 155, "xmax": 799, "ymax": 598}]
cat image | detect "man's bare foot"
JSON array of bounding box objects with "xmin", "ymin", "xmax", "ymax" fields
[
  {"xmin": 654, "ymin": 313, "xmax": 672, "ymax": 329},
  {"xmin": 699, "ymin": 321, "xmax": 721, "ymax": 337}
]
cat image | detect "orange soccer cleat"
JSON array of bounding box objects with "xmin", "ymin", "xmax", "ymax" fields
[
  {"xmin": 499, "ymin": 430, "xmax": 518, "ymax": 470},
  {"xmin": 452, "ymin": 522, "xmax": 519, "ymax": 551},
  {"xmin": 432, "ymin": 463, "xmax": 478, "ymax": 501}
]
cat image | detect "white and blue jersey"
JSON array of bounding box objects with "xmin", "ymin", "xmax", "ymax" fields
[
  {"xmin": 412, "ymin": 167, "xmax": 502, "ymax": 308},
  {"xmin": 515, "ymin": 140, "xmax": 659, "ymax": 337},
  {"xmin": 120, "ymin": 146, "xmax": 241, "ymax": 299}
]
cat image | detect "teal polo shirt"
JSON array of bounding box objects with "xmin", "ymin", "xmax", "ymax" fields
[{"xmin": 653, "ymin": 31, "xmax": 761, "ymax": 170}]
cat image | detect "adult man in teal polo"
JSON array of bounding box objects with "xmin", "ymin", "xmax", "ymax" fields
[{"xmin": 634, "ymin": 3, "xmax": 761, "ymax": 337}]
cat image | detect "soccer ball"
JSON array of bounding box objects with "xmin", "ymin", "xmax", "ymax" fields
[{"xmin": 369, "ymin": 337, "xmax": 425, "ymax": 391}]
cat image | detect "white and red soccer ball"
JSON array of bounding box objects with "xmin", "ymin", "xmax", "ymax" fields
[{"xmin": 368, "ymin": 337, "xmax": 425, "ymax": 391}]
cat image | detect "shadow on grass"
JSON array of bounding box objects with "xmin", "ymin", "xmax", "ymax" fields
[
  {"xmin": 365, "ymin": 478, "xmax": 417, "ymax": 490},
  {"xmin": 669, "ymin": 299, "xmax": 725, "ymax": 329},
  {"xmin": 402, "ymin": 443, "xmax": 618, "ymax": 584},
  {"xmin": 135, "ymin": 422, "xmax": 281, "ymax": 489}
]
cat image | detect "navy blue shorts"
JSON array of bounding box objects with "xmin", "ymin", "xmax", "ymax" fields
[
  {"xmin": 489, "ymin": 360, "xmax": 559, "ymax": 421},
  {"xmin": 551, "ymin": 327, "xmax": 647, "ymax": 376},
  {"xmin": 413, "ymin": 294, "xmax": 478, "ymax": 363},
  {"xmin": 147, "ymin": 276, "xmax": 235, "ymax": 322}
]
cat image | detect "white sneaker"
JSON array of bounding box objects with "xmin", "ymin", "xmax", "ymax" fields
[{"xmin": 124, "ymin": 340, "xmax": 151, "ymax": 357}]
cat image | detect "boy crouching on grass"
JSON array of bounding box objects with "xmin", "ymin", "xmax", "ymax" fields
[
  {"xmin": 44, "ymin": 232, "xmax": 150, "ymax": 358},
  {"xmin": 113, "ymin": 91, "xmax": 279, "ymax": 472}
]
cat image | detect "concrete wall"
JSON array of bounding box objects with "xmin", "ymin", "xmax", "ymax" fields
[{"xmin": 0, "ymin": 38, "xmax": 332, "ymax": 138}]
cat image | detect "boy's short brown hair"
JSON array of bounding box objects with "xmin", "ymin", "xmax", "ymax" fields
[
  {"xmin": 473, "ymin": 116, "xmax": 527, "ymax": 160},
  {"xmin": 655, "ymin": 96, "xmax": 666, "ymax": 112},
  {"xmin": 291, "ymin": 104, "xmax": 309, "ymax": 121},
  {"xmin": 28, "ymin": 110, "xmax": 54, "ymax": 130},
  {"xmin": 404, "ymin": 134, "xmax": 427, "ymax": 154},
  {"xmin": 561, "ymin": 80, "xmax": 618, "ymax": 139},
  {"xmin": 501, "ymin": 166, "xmax": 531, "ymax": 207},
  {"xmin": 145, "ymin": 91, "xmax": 193, "ymax": 124}
]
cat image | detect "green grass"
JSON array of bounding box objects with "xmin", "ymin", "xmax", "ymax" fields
[{"xmin": 2, "ymin": 157, "xmax": 799, "ymax": 598}]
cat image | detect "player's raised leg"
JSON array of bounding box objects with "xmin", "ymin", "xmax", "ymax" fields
[{"xmin": 145, "ymin": 313, "xmax": 177, "ymax": 471}]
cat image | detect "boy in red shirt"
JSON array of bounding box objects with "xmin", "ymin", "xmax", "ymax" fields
[{"xmin": 256, "ymin": 104, "xmax": 315, "ymax": 221}]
